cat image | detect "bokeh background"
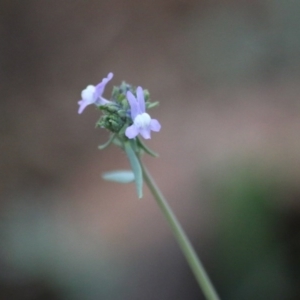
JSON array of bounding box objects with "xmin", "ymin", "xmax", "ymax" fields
[{"xmin": 1, "ymin": 1, "xmax": 300, "ymax": 299}]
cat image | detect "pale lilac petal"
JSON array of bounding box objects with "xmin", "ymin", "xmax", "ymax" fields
[
  {"xmin": 150, "ymin": 119, "xmax": 161, "ymax": 132},
  {"xmin": 126, "ymin": 91, "xmax": 139, "ymax": 119},
  {"xmin": 78, "ymin": 87, "xmax": 97, "ymax": 114},
  {"xmin": 95, "ymin": 72, "xmax": 114, "ymax": 97},
  {"xmin": 78, "ymin": 100, "xmax": 90, "ymax": 114},
  {"xmin": 136, "ymin": 86, "xmax": 145, "ymax": 113},
  {"xmin": 96, "ymin": 97, "xmax": 112, "ymax": 105},
  {"xmin": 133, "ymin": 113, "xmax": 151, "ymax": 129},
  {"xmin": 125, "ymin": 124, "xmax": 139, "ymax": 139},
  {"xmin": 81, "ymin": 85, "xmax": 96, "ymax": 102},
  {"xmin": 139, "ymin": 128, "xmax": 151, "ymax": 139}
]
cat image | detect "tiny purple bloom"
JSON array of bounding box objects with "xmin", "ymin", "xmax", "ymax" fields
[
  {"xmin": 125, "ymin": 86, "xmax": 161, "ymax": 139},
  {"xmin": 78, "ymin": 72, "xmax": 113, "ymax": 114}
]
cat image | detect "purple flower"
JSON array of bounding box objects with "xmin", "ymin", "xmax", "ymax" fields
[
  {"xmin": 78, "ymin": 72, "xmax": 113, "ymax": 114},
  {"xmin": 125, "ymin": 86, "xmax": 161, "ymax": 139}
]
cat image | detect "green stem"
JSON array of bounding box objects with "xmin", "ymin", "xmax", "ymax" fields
[{"xmin": 140, "ymin": 162, "xmax": 220, "ymax": 300}]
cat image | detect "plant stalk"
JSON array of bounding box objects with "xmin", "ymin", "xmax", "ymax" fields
[{"xmin": 140, "ymin": 162, "xmax": 220, "ymax": 300}]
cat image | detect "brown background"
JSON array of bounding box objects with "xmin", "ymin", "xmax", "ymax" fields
[{"xmin": 1, "ymin": 1, "xmax": 300, "ymax": 299}]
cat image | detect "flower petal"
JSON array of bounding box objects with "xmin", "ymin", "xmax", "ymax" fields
[
  {"xmin": 136, "ymin": 86, "xmax": 145, "ymax": 113},
  {"xmin": 139, "ymin": 128, "xmax": 151, "ymax": 139},
  {"xmin": 95, "ymin": 72, "xmax": 114, "ymax": 97},
  {"xmin": 81, "ymin": 85, "xmax": 96, "ymax": 101},
  {"xmin": 126, "ymin": 91, "xmax": 139, "ymax": 120},
  {"xmin": 125, "ymin": 124, "xmax": 139, "ymax": 139},
  {"xmin": 78, "ymin": 99, "xmax": 90, "ymax": 114},
  {"xmin": 150, "ymin": 119, "xmax": 161, "ymax": 132},
  {"xmin": 97, "ymin": 97, "xmax": 112, "ymax": 105}
]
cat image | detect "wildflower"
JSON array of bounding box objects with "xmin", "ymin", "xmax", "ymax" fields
[
  {"xmin": 78, "ymin": 72, "xmax": 113, "ymax": 114},
  {"xmin": 125, "ymin": 86, "xmax": 161, "ymax": 139}
]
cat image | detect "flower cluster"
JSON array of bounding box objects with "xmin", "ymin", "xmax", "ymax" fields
[{"xmin": 78, "ymin": 73, "xmax": 161, "ymax": 140}]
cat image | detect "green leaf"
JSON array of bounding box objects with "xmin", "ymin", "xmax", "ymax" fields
[
  {"xmin": 113, "ymin": 136, "xmax": 126, "ymax": 149},
  {"xmin": 102, "ymin": 170, "xmax": 135, "ymax": 183},
  {"xmin": 137, "ymin": 137, "xmax": 159, "ymax": 157},
  {"xmin": 146, "ymin": 101, "xmax": 159, "ymax": 109},
  {"xmin": 98, "ymin": 133, "xmax": 116, "ymax": 150},
  {"xmin": 124, "ymin": 141, "xmax": 143, "ymax": 198}
]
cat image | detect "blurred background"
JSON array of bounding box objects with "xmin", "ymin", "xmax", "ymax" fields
[{"xmin": 1, "ymin": 1, "xmax": 300, "ymax": 299}]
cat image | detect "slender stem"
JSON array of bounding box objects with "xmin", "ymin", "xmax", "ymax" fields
[{"xmin": 140, "ymin": 162, "xmax": 220, "ymax": 300}]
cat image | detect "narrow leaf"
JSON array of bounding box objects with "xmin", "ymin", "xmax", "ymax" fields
[
  {"xmin": 146, "ymin": 101, "xmax": 159, "ymax": 109},
  {"xmin": 112, "ymin": 136, "xmax": 124, "ymax": 148},
  {"xmin": 98, "ymin": 133, "xmax": 116, "ymax": 150},
  {"xmin": 102, "ymin": 170, "xmax": 135, "ymax": 183},
  {"xmin": 124, "ymin": 141, "xmax": 143, "ymax": 198},
  {"xmin": 137, "ymin": 137, "xmax": 159, "ymax": 157}
]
